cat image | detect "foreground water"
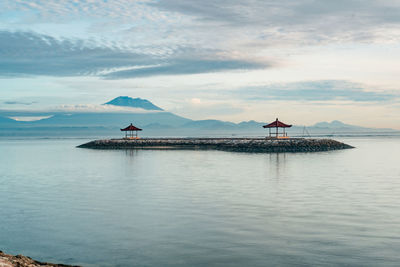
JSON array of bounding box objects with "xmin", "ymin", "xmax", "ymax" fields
[{"xmin": 0, "ymin": 137, "xmax": 399, "ymax": 266}]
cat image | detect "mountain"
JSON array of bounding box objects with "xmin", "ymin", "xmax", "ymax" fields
[
  {"xmin": 237, "ymin": 120, "xmax": 265, "ymax": 129},
  {"xmin": 182, "ymin": 119, "xmax": 236, "ymax": 129},
  {"xmin": 0, "ymin": 97, "xmax": 398, "ymax": 137},
  {"xmin": 104, "ymin": 96, "xmax": 163, "ymax": 111},
  {"xmin": 313, "ymin": 120, "xmax": 361, "ymax": 129}
]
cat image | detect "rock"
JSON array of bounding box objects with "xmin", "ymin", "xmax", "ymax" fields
[
  {"xmin": 78, "ymin": 138, "xmax": 354, "ymax": 153},
  {"xmin": 0, "ymin": 251, "xmax": 79, "ymax": 267}
]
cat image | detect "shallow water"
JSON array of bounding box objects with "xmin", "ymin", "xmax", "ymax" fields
[{"xmin": 0, "ymin": 137, "xmax": 399, "ymax": 266}]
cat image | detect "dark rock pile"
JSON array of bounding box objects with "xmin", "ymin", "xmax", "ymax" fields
[
  {"xmin": 0, "ymin": 251, "xmax": 78, "ymax": 267},
  {"xmin": 78, "ymin": 138, "xmax": 353, "ymax": 153}
]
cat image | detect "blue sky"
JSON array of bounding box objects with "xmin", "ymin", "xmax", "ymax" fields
[{"xmin": 0, "ymin": 0, "xmax": 399, "ymax": 128}]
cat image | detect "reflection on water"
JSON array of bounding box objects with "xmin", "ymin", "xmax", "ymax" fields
[
  {"xmin": 124, "ymin": 149, "xmax": 140, "ymax": 158},
  {"xmin": 268, "ymin": 153, "xmax": 287, "ymax": 179},
  {"xmin": 0, "ymin": 138, "xmax": 400, "ymax": 266}
]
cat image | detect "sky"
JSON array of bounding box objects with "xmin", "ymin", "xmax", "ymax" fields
[{"xmin": 0, "ymin": 0, "xmax": 399, "ymax": 129}]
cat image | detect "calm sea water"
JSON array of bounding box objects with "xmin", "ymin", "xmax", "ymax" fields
[{"xmin": 0, "ymin": 137, "xmax": 399, "ymax": 266}]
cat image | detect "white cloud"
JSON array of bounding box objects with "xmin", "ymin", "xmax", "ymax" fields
[
  {"xmin": 0, "ymin": 0, "xmax": 158, "ymax": 22},
  {"xmin": 2, "ymin": 104, "xmax": 163, "ymax": 114},
  {"xmin": 53, "ymin": 104, "xmax": 162, "ymax": 113},
  {"xmin": 0, "ymin": 31, "xmax": 270, "ymax": 78},
  {"xmin": 9, "ymin": 116, "xmax": 52, "ymax": 121}
]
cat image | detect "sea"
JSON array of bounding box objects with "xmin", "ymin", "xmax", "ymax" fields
[{"xmin": 0, "ymin": 136, "xmax": 400, "ymax": 266}]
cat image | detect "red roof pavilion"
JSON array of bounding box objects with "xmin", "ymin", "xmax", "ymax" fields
[
  {"xmin": 121, "ymin": 123, "xmax": 142, "ymax": 131},
  {"xmin": 263, "ymin": 118, "xmax": 292, "ymax": 138},
  {"xmin": 263, "ymin": 118, "xmax": 292, "ymax": 128},
  {"xmin": 121, "ymin": 123, "xmax": 142, "ymax": 139}
]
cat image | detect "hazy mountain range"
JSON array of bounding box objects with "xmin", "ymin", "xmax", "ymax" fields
[{"xmin": 0, "ymin": 97, "xmax": 398, "ymax": 137}]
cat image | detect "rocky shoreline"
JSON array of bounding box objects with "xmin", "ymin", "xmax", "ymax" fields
[
  {"xmin": 78, "ymin": 138, "xmax": 354, "ymax": 153},
  {"xmin": 0, "ymin": 251, "xmax": 78, "ymax": 267}
]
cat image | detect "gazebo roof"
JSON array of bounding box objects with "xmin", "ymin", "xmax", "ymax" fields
[
  {"xmin": 263, "ymin": 118, "xmax": 292, "ymax": 128},
  {"xmin": 121, "ymin": 123, "xmax": 142, "ymax": 131}
]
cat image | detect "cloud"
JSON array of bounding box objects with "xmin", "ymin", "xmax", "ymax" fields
[
  {"xmin": 155, "ymin": 0, "xmax": 400, "ymax": 25},
  {"xmin": 0, "ymin": 31, "xmax": 270, "ymax": 78},
  {"xmin": 144, "ymin": 0, "xmax": 400, "ymax": 50},
  {"xmin": 0, "ymin": 31, "xmax": 158, "ymax": 77},
  {"xmin": 53, "ymin": 104, "xmax": 162, "ymax": 113},
  {"xmin": 103, "ymin": 58, "xmax": 268, "ymax": 79},
  {"xmin": 154, "ymin": 0, "xmax": 400, "ymax": 45},
  {"xmin": 4, "ymin": 1, "xmax": 400, "ymax": 59},
  {"xmin": 0, "ymin": 104, "xmax": 163, "ymax": 114},
  {"xmin": 169, "ymin": 98, "xmax": 244, "ymax": 119},
  {"xmin": 2, "ymin": 1, "xmax": 400, "ymax": 81},
  {"xmin": 8, "ymin": 0, "xmax": 400, "ymax": 37},
  {"xmin": 0, "ymin": 0, "xmax": 158, "ymax": 23},
  {"xmin": 3, "ymin": 100, "xmax": 36, "ymax": 105},
  {"xmin": 230, "ymin": 80, "xmax": 398, "ymax": 102},
  {"xmin": 8, "ymin": 116, "xmax": 52, "ymax": 121}
]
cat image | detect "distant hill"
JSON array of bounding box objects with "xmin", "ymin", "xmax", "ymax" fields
[
  {"xmin": 183, "ymin": 119, "xmax": 236, "ymax": 129},
  {"xmin": 0, "ymin": 97, "xmax": 398, "ymax": 137},
  {"xmin": 237, "ymin": 120, "xmax": 265, "ymax": 129},
  {"xmin": 312, "ymin": 120, "xmax": 362, "ymax": 129},
  {"xmin": 310, "ymin": 120, "xmax": 396, "ymax": 132},
  {"xmin": 104, "ymin": 96, "xmax": 163, "ymax": 111}
]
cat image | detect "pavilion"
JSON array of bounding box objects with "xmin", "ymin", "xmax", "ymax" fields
[
  {"xmin": 121, "ymin": 123, "xmax": 142, "ymax": 139},
  {"xmin": 263, "ymin": 118, "xmax": 292, "ymax": 138}
]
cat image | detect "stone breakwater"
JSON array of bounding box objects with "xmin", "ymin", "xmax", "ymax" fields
[
  {"xmin": 78, "ymin": 138, "xmax": 353, "ymax": 153},
  {"xmin": 0, "ymin": 251, "xmax": 79, "ymax": 267}
]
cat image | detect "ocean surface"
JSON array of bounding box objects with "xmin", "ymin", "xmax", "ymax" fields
[{"xmin": 0, "ymin": 137, "xmax": 399, "ymax": 266}]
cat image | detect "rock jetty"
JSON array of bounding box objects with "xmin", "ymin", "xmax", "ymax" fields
[
  {"xmin": 0, "ymin": 251, "xmax": 79, "ymax": 267},
  {"xmin": 78, "ymin": 138, "xmax": 353, "ymax": 153}
]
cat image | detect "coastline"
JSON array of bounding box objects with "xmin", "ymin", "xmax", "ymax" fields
[
  {"xmin": 78, "ymin": 138, "xmax": 354, "ymax": 153},
  {"xmin": 0, "ymin": 251, "xmax": 78, "ymax": 267}
]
